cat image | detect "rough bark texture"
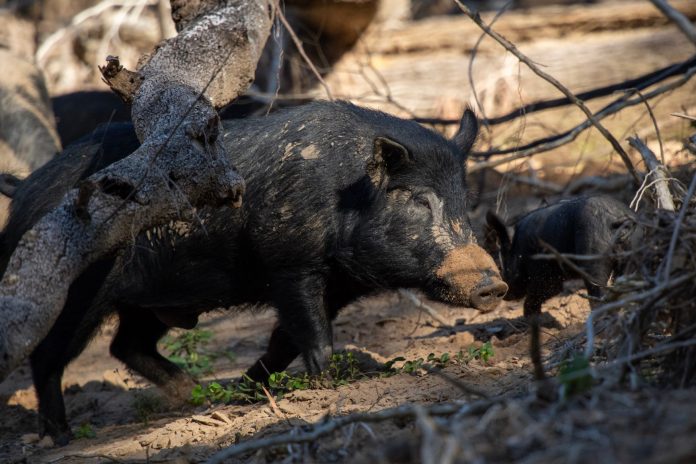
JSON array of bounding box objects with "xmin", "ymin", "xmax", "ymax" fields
[{"xmin": 0, "ymin": 0, "xmax": 272, "ymax": 381}]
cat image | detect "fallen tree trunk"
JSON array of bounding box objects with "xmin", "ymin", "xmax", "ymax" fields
[{"xmin": 0, "ymin": 0, "xmax": 272, "ymax": 381}]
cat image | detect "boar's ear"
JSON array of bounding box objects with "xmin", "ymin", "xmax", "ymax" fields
[
  {"xmin": 368, "ymin": 136, "xmax": 413, "ymax": 187},
  {"xmin": 452, "ymin": 108, "xmax": 479, "ymax": 156},
  {"xmin": 485, "ymin": 210, "xmax": 511, "ymax": 255}
]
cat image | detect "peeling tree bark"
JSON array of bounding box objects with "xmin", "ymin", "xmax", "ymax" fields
[{"xmin": 0, "ymin": 0, "xmax": 273, "ymax": 381}]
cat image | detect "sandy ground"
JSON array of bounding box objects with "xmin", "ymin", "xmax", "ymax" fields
[{"xmin": 0, "ymin": 281, "xmax": 594, "ymax": 463}]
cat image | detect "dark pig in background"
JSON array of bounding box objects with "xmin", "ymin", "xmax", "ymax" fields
[
  {"xmin": 485, "ymin": 195, "xmax": 635, "ymax": 380},
  {"xmin": 485, "ymin": 195, "xmax": 636, "ymax": 317},
  {"xmin": 0, "ymin": 101, "xmax": 507, "ymax": 444},
  {"xmin": 51, "ymin": 91, "xmax": 131, "ymax": 146}
]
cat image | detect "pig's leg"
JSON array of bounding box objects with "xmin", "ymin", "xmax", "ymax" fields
[
  {"xmin": 110, "ymin": 308, "xmax": 195, "ymax": 403},
  {"xmin": 245, "ymin": 325, "xmax": 301, "ymax": 382},
  {"xmin": 523, "ymin": 281, "xmax": 560, "ymax": 381},
  {"xmin": 30, "ymin": 259, "xmax": 115, "ymax": 445},
  {"xmin": 271, "ymin": 273, "xmax": 333, "ymax": 376}
]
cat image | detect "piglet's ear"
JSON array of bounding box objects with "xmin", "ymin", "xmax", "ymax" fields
[
  {"xmin": 485, "ymin": 210, "xmax": 511, "ymax": 255},
  {"xmin": 367, "ymin": 136, "xmax": 413, "ymax": 187},
  {"xmin": 452, "ymin": 108, "xmax": 479, "ymax": 156}
]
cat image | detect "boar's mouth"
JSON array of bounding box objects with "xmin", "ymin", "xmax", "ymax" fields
[{"xmin": 433, "ymin": 244, "xmax": 508, "ymax": 312}]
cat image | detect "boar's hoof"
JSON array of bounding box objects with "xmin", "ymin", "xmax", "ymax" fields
[
  {"xmin": 39, "ymin": 421, "xmax": 72, "ymax": 447},
  {"xmin": 304, "ymin": 344, "xmax": 333, "ymax": 376},
  {"xmin": 471, "ymin": 280, "xmax": 508, "ymax": 313}
]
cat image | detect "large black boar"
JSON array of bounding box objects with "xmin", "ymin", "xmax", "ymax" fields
[
  {"xmin": 485, "ymin": 195, "xmax": 635, "ymax": 317},
  {"xmin": 2, "ymin": 102, "xmax": 507, "ymax": 444}
]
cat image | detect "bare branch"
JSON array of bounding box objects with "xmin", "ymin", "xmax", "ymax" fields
[
  {"xmin": 454, "ymin": 0, "xmax": 639, "ymax": 181},
  {"xmin": 468, "ymin": 66, "xmax": 696, "ymax": 172},
  {"xmin": 650, "ymin": 0, "xmax": 696, "ymax": 46},
  {"xmin": 206, "ymin": 400, "xmax": 498, "ymax": 463}
]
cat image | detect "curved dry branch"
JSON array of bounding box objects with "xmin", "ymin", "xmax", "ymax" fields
[
  {"xmin": 454, "ymin": 0, "xmax": 639, "ymax": 181},
  {"xmin": 0, "ymin": 0, "xmax": 273, "ymax": 381},
  {"xmin": 467, "ymin": 66, "xmax": 696, "ymax": 172}
]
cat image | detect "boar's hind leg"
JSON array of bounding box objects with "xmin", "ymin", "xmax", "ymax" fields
[
  {"xmin": 30, "ymin": 259, "xmax": 116, "ymax": 446},
  {"xmin": 110, "ymin": 308, "xmax": 195, "ymax": 403},
  {"xmin": 271, "ymin": 273, "xmax": 334, "ymax": 376},
  {"xmin": 245, "ymin": 325, "xmax": 301, "ymax": 382}
]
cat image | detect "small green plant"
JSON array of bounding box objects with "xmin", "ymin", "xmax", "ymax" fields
[
  {"xmin": 160, "ymin": 329, "xmax": 217, "ymax": 377},
  {"xmin": 385, "ymin": 344, "xmax": 494, "ymax": 376},
  {"xmin": 191, "ymin": 351, "xmax": 364, "ymax": 405},
  {"xmin": 465, "ymin": 341, "xmax": 495, "ymax": 364},
  {"xmin": 558, "ymin": 354, "xmax": 593, "ymax": 399},
  {"xmin": 327, "ymin": 352, "xmax": 361, "ymax": 385},
  {"xmin": 132, "ymin": 392, "xmax": 166, "ymax": 424},
  {"xmin": 74, "ymin": 423, "xmax": 96, "ymax": 439}
]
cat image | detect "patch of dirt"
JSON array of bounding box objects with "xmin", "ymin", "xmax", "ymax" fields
[{"xmin": 0, "ymin": 284, "xmax": 592, "ymax": 463}]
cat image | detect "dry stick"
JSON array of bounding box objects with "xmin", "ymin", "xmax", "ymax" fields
[
  {"xmin": 671, "ymin": 112, "xmax": 696, "ymax": 121},
  {"xmin": 584, "ymin": 271, "xmax": 696, "ymax": 359},
  {"xmin": 453, "ymin": 1, "xmax": 639, "ymax": 182},
  {"xmin": 650, "ymin": 0, "xmax": 696, "ymax": 47},
  {"xmin": 415, "ymin": 54, "xmax": 696, "ymax": 127},
  {"xmin": 398, "ymin": 289, "xmax": 452, "ymax": 328},
  {"xmin": 473, "ymin": 67, "xmax": 696, "ymax": 159},
  {"xmin": 634, "ymin": 89, "xmax": 665, "ymax": 164},
  {"xmin": 206, "ymin": 400, "xmax": 497, "ymax": 463},
  {"xmin": 468, "ymin": 66, "xmax": 696, "ymax": 171},
  {"xmin": 274, "ymin": 0, "xmax": 334, "ymax": 100},
  {"xmin": 662, "ymin": 172, "xmax": 696, "ymax": 283},
  {"xmin": 468, "ymin": 2, "xmax": 512, "ymax": 127},
  {"xmin": 627, "ymin": 137, "xmax": 676, "ymax": 212}
]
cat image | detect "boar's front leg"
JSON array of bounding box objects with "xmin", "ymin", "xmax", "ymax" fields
[
  {"xmin": 245, "ymin": 325, "xmax": 301, "ymax": 382},
  {"xmin": 270, "ymin": 272, "xmax": 334, "ymax": 376}
]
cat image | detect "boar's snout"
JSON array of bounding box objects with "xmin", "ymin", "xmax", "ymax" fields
[
  {"xmin": 470, "ymin": 277, "xmax": 508, "ymax": 313},
  {"xmin": 434, "ymin": 244, "xmax": 507, "ymax": 312}
]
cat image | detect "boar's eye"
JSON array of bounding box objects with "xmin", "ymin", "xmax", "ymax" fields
[{"xmin": 414, "ymin": 196, "xmax": 431, "ymax": 210}]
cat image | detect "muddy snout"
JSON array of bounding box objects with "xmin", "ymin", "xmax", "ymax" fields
[
  {"xmin": 435, "ymin": 244, "xmax": 508, "ymax": 312},
  {"xmin": 470, "ymin": 274, "xmax": 508, "ymax": 312}
]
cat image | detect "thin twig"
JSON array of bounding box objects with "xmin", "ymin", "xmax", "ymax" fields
[
  {"xmin": 468, "ymin": 66, "xmax": 696, "ymax": 171},
  {"xmin": 454, "ymin": 1, "xmax": 639, "ymax": 181},
  {"xmin": 468, "ymin": 2, "xmax": 511, "ymax": 128},
  {"xmin": 274, "ymin": 0, "xmax": 334, "ymax": 100},
  {"xmin": 399, "ymin": 289, "xmax": 452, "ymax": 328},
  {"xmin": 650, "ymin": 0, "xmax": 696, "ymax": 46},
  {"xmin": 634, "ymin": 89, "xmax": 665, "ymax": 164}
]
